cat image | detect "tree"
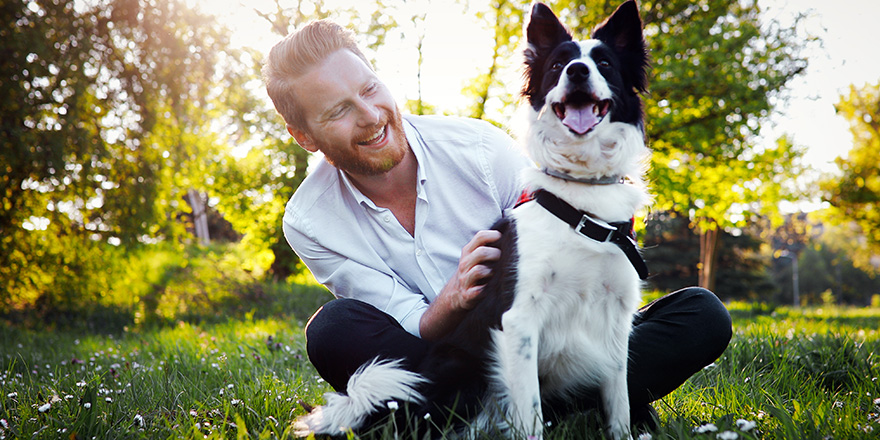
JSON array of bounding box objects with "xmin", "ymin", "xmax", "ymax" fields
[
  {"xmin": 820, "ymin": 81, "xmax": 880, "ymax": 270},
  {"xmin": 0, "ymin": 0, "xmax": 258, "ymax": 311},
  {"xmin": 641, "ymin": 210, "xmax": 775, "ymax": 301},
  {"xmin": 466, "ymin": 0, "xmax": 809, "ymax": 291}
]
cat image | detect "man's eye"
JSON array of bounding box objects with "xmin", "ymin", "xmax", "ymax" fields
[{"xmin": 329, "ymin": 107, "xmax": 348, "ymax": 120}]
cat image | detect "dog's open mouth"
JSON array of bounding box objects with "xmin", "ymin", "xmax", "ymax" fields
[{"xmin": 552, "ymin": 92, "xmax": 611, "ymax": 135}]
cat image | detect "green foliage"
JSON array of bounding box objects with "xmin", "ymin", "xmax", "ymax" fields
[
  {"xmin": 463, "ymin": 0, "xmax": 811, "ymax": 289},
  {"xmin": 642, "ymin": 211, "xmax": 776, "ymax": 300},
  {"xmin": 1, "ymin": 240, "xmax": 331, "ymax": 333},
  {"xmin": 790, "ymin": 214, "xmax": 880, "ymax": 306},
  {"xmin": 820, "ymin": 81, "xmax": 880, "ymax": 265},
  {"xmin": 0, "ymin": 0, "xmax": 294, "ymax": 310}
]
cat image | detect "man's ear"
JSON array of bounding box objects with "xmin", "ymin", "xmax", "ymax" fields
[{"xmin": 287, "ymin": 124, "xmax": 319, "ymax": 153}]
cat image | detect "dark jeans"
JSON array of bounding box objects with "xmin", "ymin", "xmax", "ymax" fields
[{"xmin": 304, "ymin": 287, "xmax": 731, "ymax": 417}]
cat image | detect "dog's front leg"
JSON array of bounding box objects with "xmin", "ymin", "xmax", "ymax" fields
[
  {"xmin": 601, "ymin": 331, "xmax": 633, "ymax": 440},
  {"xmin": 496, "ymin": 307, "xmax": 543, "ymax": 439}
]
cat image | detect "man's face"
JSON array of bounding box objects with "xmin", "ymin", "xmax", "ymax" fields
[{"xmin": 288, "ymin": 50, "xmax": 407, "ymax": 176}]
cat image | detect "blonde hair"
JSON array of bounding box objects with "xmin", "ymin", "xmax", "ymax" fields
[{"xmin": 262, "ymin": 20, "xmax": 373, "ymax": 131}]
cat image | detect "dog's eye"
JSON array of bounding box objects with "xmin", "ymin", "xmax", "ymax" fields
[
  {"xmin": 598, "ymin": 60, "xmax": 611, "ymax": 68},
  {"xmin": 551, "ymin": 62, "xmax": 564, "ymax": 71}
]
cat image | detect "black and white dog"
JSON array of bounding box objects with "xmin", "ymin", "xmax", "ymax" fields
[{"xmin": 294, "ymin": 2, "xmax": 650, "ymax": 439}]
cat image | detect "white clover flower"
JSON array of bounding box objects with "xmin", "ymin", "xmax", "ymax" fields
[
  {"xmin": 230, "ymin": 399, "xmax": 241, "ymax": 406},
  {"xmin": 717, "ymin": 431, "xmax": 738, "ymax": 440},
  {"xmin": 134, "ymin": 414, "xmax": 144, "ymax": 427},
  {"xmin": 638, "ymin": 433, "xmax": 653, "ymax": 440},
  {"xmin": 735, "ymin": 419, "xmax": 757, "ymax": 432},
  {"xmin": 386, "ymin": 400, "xmax": 399, "ymax": 411},
  {"xmin": 694, "ymin": 423, "xmax": 718, "ymax": 433},
  {"xmin": 1, "ymin": 418, "xmax": 8, "ymax": 429},
  {"xmin": 6, "ymin": 393, "xmax": 16, "ymax": 399},
  {"xmin": 874, "ymin": 397, "xmax": 880, "ymax": 406},
  {"xmin": 38, "ymin": 402, "xmax": 51, "ymax": 413},
  {"xmin": 105, "ymin": 397, "xmax": 113, "ymax": 403},
  {"xmin": 83, "ymin": 402, "xmax": 92, "ymax": 409},
  {"xmin": 227, "ymin": 384, "xmax": 234, "ymax": 389}
]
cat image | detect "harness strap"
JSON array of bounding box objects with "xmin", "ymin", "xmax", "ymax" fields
[{"xmin": 531, "ymin": 189, "xmax": 650, "ymax": 280}]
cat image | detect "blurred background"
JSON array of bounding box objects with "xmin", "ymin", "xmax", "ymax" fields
[{"xmin": 2, "ymin": 0, "xmax": 879, "ymax": 331}]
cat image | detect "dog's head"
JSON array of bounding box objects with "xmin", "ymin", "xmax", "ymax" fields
[{"xmin": 521, "ymin": 1, "xmax": 649, "ymax": 179}]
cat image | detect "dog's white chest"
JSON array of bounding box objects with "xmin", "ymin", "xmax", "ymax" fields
[{"xmin": 505, "ymin": 203, "xmax": 641, "ymax": 395}]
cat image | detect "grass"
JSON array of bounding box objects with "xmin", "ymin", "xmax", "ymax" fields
[{"xmin": 1, "ymin": 300, "xmax": 879, "ymax": 439}]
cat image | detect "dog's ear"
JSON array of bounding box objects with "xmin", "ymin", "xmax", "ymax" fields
[
  {"xmin": 522, "ymin": 3, "xmax": 572, "ymax": 108},
  {"xmin": 524, "ymin": 2, "xmax": 571, "ymax": 57},
  {"xmin": 592, "ymin": 0, "xmax": 649, "ymax": 93}
]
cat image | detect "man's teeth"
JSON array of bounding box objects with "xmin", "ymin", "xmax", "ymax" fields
[{"xmin": 360, "ymin": 126, "xmax": 386, "ymax": 145}]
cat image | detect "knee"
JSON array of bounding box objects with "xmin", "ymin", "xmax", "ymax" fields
[
  {"xmin": 679, "ymin": 287, "xmax": 733, "ymax": 359},
  {"xmin": 304, "ymin": 298, "xmax": 361, "ymax": 353}
]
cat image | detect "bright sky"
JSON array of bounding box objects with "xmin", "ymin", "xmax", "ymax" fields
[{"xmin": 198, "ymin": 0, "xmax": 880, "ymax": 177}]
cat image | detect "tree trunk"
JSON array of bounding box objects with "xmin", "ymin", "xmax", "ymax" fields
[
  {"xmin": 698, "ymin": 226, "xmax": 720, "ymax": 292},
  {"xmin": 187, "ymin": 189, "xmax": 210, "ymax": 245}
]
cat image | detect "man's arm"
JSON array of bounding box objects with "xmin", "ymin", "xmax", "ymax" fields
[{"xmin": 418, "ymin": 229, "xmax": 502, "ymax": 341}]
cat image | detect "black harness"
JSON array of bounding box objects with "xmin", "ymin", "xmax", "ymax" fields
[{"xmin": 526, "ymin": 189, "xmax": 650, "ymax": 280}]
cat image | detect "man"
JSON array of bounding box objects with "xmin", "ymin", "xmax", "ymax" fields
[{"xmin": 263, "ymin": 19, "xmax": 731, "ymax": 428}]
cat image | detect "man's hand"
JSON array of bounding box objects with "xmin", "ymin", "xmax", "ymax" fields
[
  {"xmin": 448, "ymin": 229, "xmax": 503, "ymax": 309},
  {"xmin": 419, "ymin": 229, "xmax": 502, "ymax": 341}
]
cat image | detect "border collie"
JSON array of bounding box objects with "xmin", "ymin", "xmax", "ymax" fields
[{"xmin": 294, "ymin": 2, "xmax": 650, "ymax": 439}]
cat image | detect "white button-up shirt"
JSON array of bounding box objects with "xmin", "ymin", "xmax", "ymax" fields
[{"xmin": 282, "ymin": 115, "xmax": 533, "ymax": 337}]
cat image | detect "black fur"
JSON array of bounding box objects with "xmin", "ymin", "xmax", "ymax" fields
[
  {"xmin": 522, "ymin": 1, "xmax": 649, "ymax": 128},
  {"xmin": 358, "ymin": 217, "xmax": 519, "ymax": 436}
]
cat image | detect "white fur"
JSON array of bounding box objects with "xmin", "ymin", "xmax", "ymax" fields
[
  {"xmin": 542, "ymin": 41, "xmax": 612, "ymax": 111},
  {"xmin": 293, "ymin": 358, "xmax": 427, "ymax": 436},
  {"xmin": 489, "ymin": 96, "xmax": 651, "ymax": 440}
]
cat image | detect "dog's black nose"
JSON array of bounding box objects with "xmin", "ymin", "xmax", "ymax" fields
[{"xmin": 566, "ymin": 63, "xmax": 589, "ymax": 83}]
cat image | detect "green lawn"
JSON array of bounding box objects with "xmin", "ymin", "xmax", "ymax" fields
[{"xmin": 1, "ymin": 300, "xmax": 878, "ymax": 439}]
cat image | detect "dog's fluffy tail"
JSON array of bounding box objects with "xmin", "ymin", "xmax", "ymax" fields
[{"xmin": 294, "ymin": 358, "xmax": 427, "ymax": 436}]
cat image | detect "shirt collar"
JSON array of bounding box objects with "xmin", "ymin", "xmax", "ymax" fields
[{"xmin": 337, "ymin": 116, "xmax": 427, "ymax": 210}]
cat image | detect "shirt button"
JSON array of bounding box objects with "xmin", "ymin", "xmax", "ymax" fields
[
  {"xmin": 416, "ymin": 249, "xmax": 423, "ymax": 256},
  {"xmin": 383, "ymin": 215, "xmax": 391, "ymax": 223}
]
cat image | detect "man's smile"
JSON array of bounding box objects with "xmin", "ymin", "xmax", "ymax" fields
[{"xmin": 358, "ymin": 125, "xmax": 387, "ymax": 146}]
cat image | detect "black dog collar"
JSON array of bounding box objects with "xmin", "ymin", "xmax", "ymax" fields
[{"xmin": 532, "ymin": 189, "xmax": 650, "ymax": 280}]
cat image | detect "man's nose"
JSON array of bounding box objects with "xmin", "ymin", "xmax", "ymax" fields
[{"xmin": 356, "ymin": 99, "xmax": 380, "ymax": 126}]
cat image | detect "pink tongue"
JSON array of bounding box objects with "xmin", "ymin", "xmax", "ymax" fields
[{"xmin": 562, "ymin": 105, "xmax": 599, "ymax": 135}]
